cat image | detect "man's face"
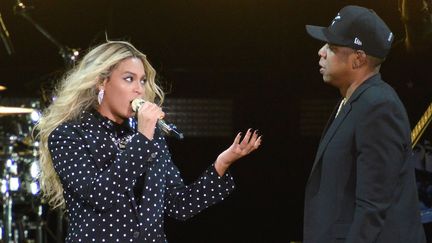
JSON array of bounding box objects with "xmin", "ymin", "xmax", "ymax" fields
[{"xmin": 317, "ymin": 43, "xmax": 354, "ymax": 88}]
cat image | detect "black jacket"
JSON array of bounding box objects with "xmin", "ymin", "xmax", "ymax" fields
[
  {"xmin": 304, "ymin": 74, "xmax": 426, "ymax": 243},
  {"xmin": 48, "ymin": 110, "xmax": 235, "ymax": 242}
]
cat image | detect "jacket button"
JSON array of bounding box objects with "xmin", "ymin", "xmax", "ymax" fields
[
  {"xmin": 151, "ymin": 152, "xmax": 157, "ymax": 158},
  {"xmin": 133, "ymin": 231, "xmax": 140, "ymax": 238}
]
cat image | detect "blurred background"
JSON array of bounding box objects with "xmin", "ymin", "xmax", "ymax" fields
[{"xmin": 0, "ymin": 0, "xmax": 430, "ymax": 242}]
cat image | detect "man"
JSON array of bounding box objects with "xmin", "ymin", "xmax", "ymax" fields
[{"xmin": 303, "ymin": 5, "xmax": 426, "ymax": 243}]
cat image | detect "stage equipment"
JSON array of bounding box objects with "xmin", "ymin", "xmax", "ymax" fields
[
  {"xmin": 0, "ymin": 12, "xmax": 14, "ymax": 55},
  {"xmin": 14, "ymin": 0, "xmax": 79, "ymax": 66},
  {"xmin": 0, "ymin": 102, "xmax": 43, "ymax": 242},
  {"xmin": 412, "ymin": 102, "xmax": 432, "ymax": 148}
]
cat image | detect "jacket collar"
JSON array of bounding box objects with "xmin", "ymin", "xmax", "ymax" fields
[{"xmin": 79, "ymin": 109, "xmax": 136, "ymax": 138}]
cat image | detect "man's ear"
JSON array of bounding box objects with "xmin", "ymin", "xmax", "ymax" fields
[{"xmin": 352, "ymin": 51, "xmax": 367, "ymax": 69}]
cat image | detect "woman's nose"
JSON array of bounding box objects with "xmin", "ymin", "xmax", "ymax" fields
[{"xmin": 134, "ymin": 82, "xmax": 144, "ymax": 94}]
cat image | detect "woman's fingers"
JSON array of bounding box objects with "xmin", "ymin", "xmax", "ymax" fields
[
  {"xmin": 254, "ymin": 136, "xmax": 262, "ymax": 149},
  {"xmin": 249, "ymin": 130, "xmax": 259, "ymax": 144},
  {"xmin": 232, "ymin": 132, "xmax": 242, "ymax": 146},
  {"xmin": 138, "ymin": 102, "xmax": 164, "ymax": 121},
  {"xmin": 240, "ymin": 129, "xmax": 253, "ymax": 146},
  {"xmin": 234, "ymin": 129, "xmax": 261, "ymax": 155}
]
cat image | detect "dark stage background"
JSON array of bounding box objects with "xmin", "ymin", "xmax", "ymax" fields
[{"xmin": 0, "ymin": 0, "xmax": 424, "ymax": 242}]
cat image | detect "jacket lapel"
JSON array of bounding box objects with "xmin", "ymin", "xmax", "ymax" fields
[
  {"xmin": 307, "ymin": 101, "xmax": 352, "ymax": 182},
  {"xmin": 307, "ymin": 74, "xmax": 382, "ymax": 184},
  {"xmin": 81, "ymin": 113, "xmax": 117, "ymax": 170},
  {"xmin": 80, "ymin": 110, "xmax": 141, "ymax": 217},
  {"xmin": 319, "ymin": 99, "xmax": 341, "ymax": 143}
]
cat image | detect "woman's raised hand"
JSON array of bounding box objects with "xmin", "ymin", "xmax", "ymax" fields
[{"xmin": 214, "ymin": 129, "xmax": 262, "ymax": 176}]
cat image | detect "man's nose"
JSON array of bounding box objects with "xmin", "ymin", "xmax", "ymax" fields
[{"xmin": 318, "ymin": 44, "xmax": 327, "ymax": 57}]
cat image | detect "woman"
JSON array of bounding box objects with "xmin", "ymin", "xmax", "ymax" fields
[{"xmin": 35, "ymin": 41, "xmax": 261, "ymax": 242}]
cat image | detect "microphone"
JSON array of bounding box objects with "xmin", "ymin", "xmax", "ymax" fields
[{"xmin": 131, "ymin": 98, "xmax": 184, "ymax": 140}]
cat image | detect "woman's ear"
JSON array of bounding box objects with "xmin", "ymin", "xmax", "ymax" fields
[
  {"xmin": 98, "ymin": 77, "xmax": 108, "ymax": 91},
  {"xmin": 97, "ymin": 78, "xmax": 108, "ymax": 105}
]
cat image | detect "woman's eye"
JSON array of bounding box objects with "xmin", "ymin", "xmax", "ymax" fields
[
  {"xmin": 124, "ymin": 76, "xmax": 133, "ymax": 82},
  {"xmin": 140, "ymin": 79, "xmax": 146, "ymax": 85}
]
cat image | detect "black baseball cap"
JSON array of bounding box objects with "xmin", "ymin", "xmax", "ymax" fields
[{"xmin": 305, "ymin": 5, "xmax": 394, "ymax": 58}]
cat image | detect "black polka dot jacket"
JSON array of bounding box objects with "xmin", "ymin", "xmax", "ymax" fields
[{"xmin": 48, "ymin": 110, "xmax": 235, "ymax": 242}]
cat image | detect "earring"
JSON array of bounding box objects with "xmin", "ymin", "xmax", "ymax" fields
[{"xmin": 98, "ymin": 90, "xmax": 104, "ymax": 105}]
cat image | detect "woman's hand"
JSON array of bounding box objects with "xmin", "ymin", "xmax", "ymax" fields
[
  {"xmin": 136, "ymin": 101, "xmax": 165, "ymax": 140},
  {"xmin": 214, "ymin": 129, "xmax": 262, "ymax": 176}
]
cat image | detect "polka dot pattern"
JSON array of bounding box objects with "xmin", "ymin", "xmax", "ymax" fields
[{"xmin": 48, "ymin": 110, "xmax": 235, "ymax": 242}]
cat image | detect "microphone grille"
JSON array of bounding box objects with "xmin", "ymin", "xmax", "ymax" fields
[{"xmin": 131, "ymin": 98, "xmax": 145, "ymax": 112}]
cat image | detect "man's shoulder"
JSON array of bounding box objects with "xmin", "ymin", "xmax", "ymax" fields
[{"xmin": 356, "ymin": 79, "xmax": 405, "ymax": 111}]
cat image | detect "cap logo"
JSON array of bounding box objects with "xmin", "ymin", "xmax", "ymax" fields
[
  {"xmin": 388, "ymin": 32, "xmax": 393, "ymax": 42},
  {"xmin": 331, "ymin": 13, "xmax": 341, "ymax": 26},
  {"xmin": 354, "ymin": 37, "xmax": 362, "ymax": 46}
]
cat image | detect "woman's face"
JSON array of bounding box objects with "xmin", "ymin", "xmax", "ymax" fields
[{"xmin": 98, "ymin": 57, "xmax": 146, "ymax": 123}]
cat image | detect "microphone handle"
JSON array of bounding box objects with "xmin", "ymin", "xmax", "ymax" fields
[
  {"xmin": 157, "ymin": 120, "xmax": 184, "ymax": 140},
  {"xmin": 131, "ymin": 99, "xmax": 183, "ymax": 140}
]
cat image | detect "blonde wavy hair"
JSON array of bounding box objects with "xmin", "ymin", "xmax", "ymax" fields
[{"xmin": 34, "ymin": 41, "xmax": 164, "ymax": 209}]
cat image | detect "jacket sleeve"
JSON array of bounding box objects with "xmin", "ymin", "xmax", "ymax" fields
[
  {"xmin": 158, "ymin": 136, "xmax": 235, "ymax": 220},
  {"xmin": 48, "ymin": 123, "xmax": 160, "ymax": 211},
  {"xmin": 346, "ymin": 99, "xmax": 411, "ymax": 242}
]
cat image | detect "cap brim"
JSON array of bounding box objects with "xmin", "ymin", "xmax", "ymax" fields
[
  {"xmin": 306, "ymin": 25, "xmax": 352, "ymax": 47},
  {"xmin": 305, "ymin": 25, "xmax": 329, "ymax": 43}
]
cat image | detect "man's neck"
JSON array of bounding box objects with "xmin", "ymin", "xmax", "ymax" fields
[{"xmin": 340, "ymin": 70, "xmax": 378, "ymax": 101}]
